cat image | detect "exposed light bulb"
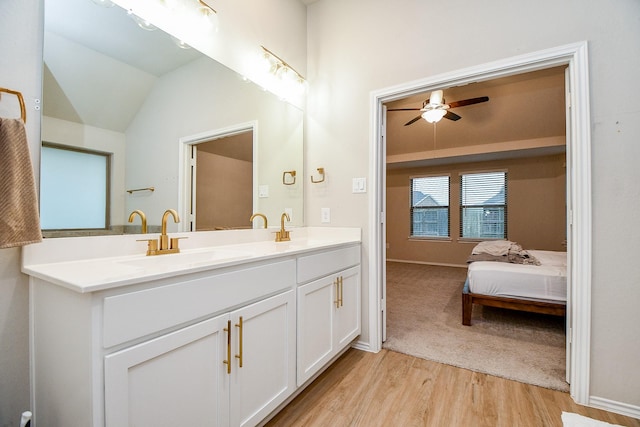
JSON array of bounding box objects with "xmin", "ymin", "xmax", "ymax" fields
[{"xmin": 197, "ymin": 2, "xmax": 218, "ymax": 31}]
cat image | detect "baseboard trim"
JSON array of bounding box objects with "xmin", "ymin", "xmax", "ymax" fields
[
  {"xmin": 589, "ymin": 395, "xmax": 640, "ymax": 420},
  {"xmin": 386, "ymin": 258, "xmax": 468, "ymax": 269},
  {"xmin": 352, "ymin": 339, "xmax": 375, "ymax": 353}
]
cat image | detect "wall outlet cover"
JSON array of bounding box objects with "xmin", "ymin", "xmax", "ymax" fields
[{"xmin": 321, "ymin": 207, "xmax": 330, "ymax": 223}]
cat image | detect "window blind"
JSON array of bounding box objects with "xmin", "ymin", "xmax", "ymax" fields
[{"xmin": 460, "ymin": 171, "xmax": 507, "ymax": 239}]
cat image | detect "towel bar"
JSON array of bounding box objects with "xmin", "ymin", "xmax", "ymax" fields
[{"xmin": 0, "ymin": 87, "xmax": 26, "ymax": 123}]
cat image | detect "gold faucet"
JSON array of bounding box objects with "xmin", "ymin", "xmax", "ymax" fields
[
  {"xmin": 275, "ymin": 212, "xmax": 291, "ymax": 242},
  {"xmin": 138, "ymin": 209, "xmax": 184, "ymax": 256},
  {"xmin": 250, "ymin": 213, "xmax": 268, "ymax": 229},
  {"xmin": 128, "ymin": 210, "xmax": 147, "ymax": 234}
]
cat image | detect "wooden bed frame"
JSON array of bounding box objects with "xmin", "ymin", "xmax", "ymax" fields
[{"xmin": 462, "ymin": 280, "xmax": 566, "ymax": 326}]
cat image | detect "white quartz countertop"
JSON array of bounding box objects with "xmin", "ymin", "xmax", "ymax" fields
[{"xmin": 22, "ymin": 227, "xmax": 361, "ymax": 293}]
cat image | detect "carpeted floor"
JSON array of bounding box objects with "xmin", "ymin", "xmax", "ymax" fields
[{"xmin": 383, "ymin": 261, "xmax": 569, "ymax": 391}]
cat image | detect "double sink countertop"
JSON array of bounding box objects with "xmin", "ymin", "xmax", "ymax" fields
[{"xmin": 22, "ymin": 227, "xmax": 361, "ymax": 293}]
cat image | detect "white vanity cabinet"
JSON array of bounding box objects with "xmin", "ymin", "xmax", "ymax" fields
[
  {"xmin": 296, "ymin": 245, "xmax": 361, "ymax": 386},
  {"xmin": 24, "ymin": 228, "xmax": 362, "ymax": 427},
  {"xmin": 104, "ymin": 289, "xmax": 296, "ymax": 427},
  {"xmin": 104, "ymin": 312, "xmax": 230, "ymax": 426},
  {"xmin": 30, "ymin": 259, "xmax": 297, "ymax": 427}
]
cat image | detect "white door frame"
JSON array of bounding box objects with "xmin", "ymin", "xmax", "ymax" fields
[
  {"xmin": 178, "ymin": 121, "xmax": 258, "ymax": 232},
  {"xmin": 369, "ymin": 42, "xmax": 591, "ymax": 404}
]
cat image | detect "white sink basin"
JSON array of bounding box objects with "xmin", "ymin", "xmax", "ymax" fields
[{"xmin": 118, "ymin": 249, "xmax": 252, "ymax": 270}]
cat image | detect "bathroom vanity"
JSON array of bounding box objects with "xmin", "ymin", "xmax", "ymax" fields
[{"xmin": 22, "ymin": 227, "xmax": 361, "ymax": 427}]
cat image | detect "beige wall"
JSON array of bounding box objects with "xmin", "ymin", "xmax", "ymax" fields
[
  {"xmin": 306, "ymin": 0, "xmax": 640, "ymax": 410},
  {"xmin": 386, "ymin": 154, "xmax": 566, "ymax": 266},
  {"xmin": 196, "ymin": 152, "xmax": 253, "ymax": 230}
]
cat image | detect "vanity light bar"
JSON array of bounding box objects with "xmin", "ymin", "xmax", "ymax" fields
[
  {"xmin": 198, "ymin": 0, "xmax": 216, "ymax": 14},
  {"xmin": 261, "ymin": 46, "xmax": 305, "ymax": 83}
]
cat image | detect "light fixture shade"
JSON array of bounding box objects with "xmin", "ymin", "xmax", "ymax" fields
[
  {"xmin": 422, "ymin": 109, "xmax": 447, "ymax": 123},
  {"xmin": 91, "ymin": 0, "xmax": 115, "ymax": 7}
]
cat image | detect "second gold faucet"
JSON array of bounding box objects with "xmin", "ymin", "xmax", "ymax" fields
[
  {"xmin": 139, "ymin": 209, "xmax": 183, "ymax": 256},
  {"xmin": 275, "ymin": 212, "xmax": 291, "ymax": 242}
]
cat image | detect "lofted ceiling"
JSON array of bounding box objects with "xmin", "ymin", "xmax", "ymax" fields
[
  {"xmin": 384, "ymin": 66, "xmax": 567, "ymax": 169},
  {"xmin": 44, "ymin": 0, "xmax": 203, "ymax": 132}
]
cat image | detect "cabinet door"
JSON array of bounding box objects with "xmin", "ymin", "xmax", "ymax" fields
[
  {"xmin": 334, "ymin": 265, "xmax": 361, "ymax": 349},
  {"xmin": 104, "ymin": 314, "xmax": 230, "ymax": 427},
  {"xmin": 296, "ymin": 275, "xmax": 336, "ymax": 386},
  {"xmin": 230, "ymin": 290, "xmax": 296, "ymax": 427}
]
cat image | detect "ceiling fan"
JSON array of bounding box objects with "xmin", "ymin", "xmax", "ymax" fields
[{"xmin": 388, "ymin": 90, "xmax": 489, "ymax": 125}]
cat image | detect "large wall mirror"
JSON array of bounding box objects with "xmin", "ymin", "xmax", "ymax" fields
[{"xmin": 42, "ymin": 0, "xmax": 303, "ymax": 236}]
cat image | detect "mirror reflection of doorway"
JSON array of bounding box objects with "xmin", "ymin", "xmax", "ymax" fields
[{"xmin": 190, "ymin": 130, "xmax": 253, "ymax": 231}]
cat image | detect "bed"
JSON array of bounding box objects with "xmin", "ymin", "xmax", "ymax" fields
[{"xmin": 462, "ymin": 242, "xmax": 567, "ymax": 326}]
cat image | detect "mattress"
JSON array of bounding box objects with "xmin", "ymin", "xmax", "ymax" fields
[{"xmin": 467, "ymin": 250, "xmax": 567, "ymax": 302}]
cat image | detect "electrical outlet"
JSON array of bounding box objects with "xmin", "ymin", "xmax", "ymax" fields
[
  {"xmin": 321, "ymin": 207, "xmax": 331, "ymax": 223},
  {"xmin": 258, "ymin": 185, "xmax": 269, "ymax": 198}
]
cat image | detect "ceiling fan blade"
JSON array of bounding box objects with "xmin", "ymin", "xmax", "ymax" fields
[
  {"xmin": 444, "ymin": 111, "xmax": 462, "ymax": 121},
  {"xmin": 447, "ymin": 96, "xmax": 489, "ymax": 109},
  {"xmin": 388, "ymin": 108, "xmax": 422, "ymax": 111},
  {"xmin": 404, "ymin": 116, "xmax": 423, "ymax": 126}
]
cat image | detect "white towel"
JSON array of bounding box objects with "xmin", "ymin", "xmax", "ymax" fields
[
  {"xmin": 561, "ymin": 412, "xmax": 623, "ymax": 427},
  {"xmin": 0, "ymin": 118, "xmax": 42, "ymax": 248}
]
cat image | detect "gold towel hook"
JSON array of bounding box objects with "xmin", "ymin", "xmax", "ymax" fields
[
  {"xmin": 311, "ymin": 167, "xmax": 325, "ymax": 183},
  {"xmin": 283, "ymin": 170, "xmax": 296, "ymax": 185},
  {"xmin": 0, "ymin": 87, "xmax": 26, "ymax": 123}
]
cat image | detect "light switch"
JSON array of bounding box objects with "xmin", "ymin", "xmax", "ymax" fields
[
  {"xmin": 352, "ymin": 177, "xmax": 366, "ymax": 193},
  {"xmin": 259, "ymin": 185, "xmax": 269, "ymax": 198}
]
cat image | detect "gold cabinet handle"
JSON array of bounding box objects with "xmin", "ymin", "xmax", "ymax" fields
[
  {"xmin": 235, "ymin": 316, "xmax": 244, "ymax": 368},
  {"xmin": 334, "ymin": 278, "xmax": 340, "ymax": 308},
  {"xmin": 339, "ymin": 276, "xmax": 344, "ymax": 308},
  {"xmin": 223, "ymin": 320, "xmax": 232, "ymax": 374}
]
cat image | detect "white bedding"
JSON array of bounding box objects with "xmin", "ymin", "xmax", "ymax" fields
[{"xmin": 467, "ymin": 250, "xmax": 567, "ymax": 302}]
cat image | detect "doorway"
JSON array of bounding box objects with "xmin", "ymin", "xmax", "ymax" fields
[
  {"xmin": 192, "ymin": 131, "xmax": 253, "ymax": 231},
  {"xmin": 179, "ymin": 122, "xmax": 258, "ymax": 232},
  {"xmin": 369, "ymin": 42, "xmax": 592, "ymax": 404}
]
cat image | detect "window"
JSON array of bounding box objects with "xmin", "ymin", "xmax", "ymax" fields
[
  {"xmin": 410, "ymin": 176, "xmax": 449, "ymax": 237},
  {"xmin": 460, "ymin": 171, "xmax": 507, "ymax": 239},
  {"xmin": 40, "ymin": 144, "xmax": 110, "ymax": 230}
]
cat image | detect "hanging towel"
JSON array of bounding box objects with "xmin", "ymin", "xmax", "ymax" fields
[{"xmin": 0, "ymin": 118, "xmax": 42, "ymax": 248}]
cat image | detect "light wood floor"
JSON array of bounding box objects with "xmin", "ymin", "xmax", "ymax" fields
[{"xmin": 266, "ymin": 349, "xmax": 640, "ymax": 427}]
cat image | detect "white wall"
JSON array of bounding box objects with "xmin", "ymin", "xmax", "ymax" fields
[
  {"xmin": 305, "ymin": 0, "xmax": 640, "ymax": 410},
  {"xmin": 0, "ymin": 1, "xmax": 43, "ymax": 425}
]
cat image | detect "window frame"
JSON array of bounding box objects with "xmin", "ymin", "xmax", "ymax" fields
[
  {"xmin": 40, "ymin": 142, "xmax": 111, "ymax": 232},
  {"xmin": 409, "ymin": 174, "xmax": 450, "ymax": 240}
]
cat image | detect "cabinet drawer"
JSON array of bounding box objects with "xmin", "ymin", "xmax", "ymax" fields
[
  {"xmin": 296, "ymin": 245, "xmax": 360, "ymax": 284},
  {"xmin": 103, "ymin": 259, "xmax": 295, "ymax": 348}
]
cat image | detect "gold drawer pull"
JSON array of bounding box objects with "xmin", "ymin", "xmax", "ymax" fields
[
  {"xmin": 223, "ymin": 320, "xmax": 232, "ymax": 374},
  {"xmin": 235, "ymin": 316, "xmax": 244, "ymax": 368}
]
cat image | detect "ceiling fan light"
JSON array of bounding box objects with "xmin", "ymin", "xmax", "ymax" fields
[{"xmin": 422, "ymin": 109, "xmax": 447, "ymax": 123}]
